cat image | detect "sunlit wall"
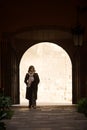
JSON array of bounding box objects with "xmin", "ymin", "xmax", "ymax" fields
[{"xmin": 20, "ymin": 42, "xmax": 72, "ymax": 105}]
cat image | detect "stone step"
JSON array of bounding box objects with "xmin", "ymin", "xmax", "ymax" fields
[{"xmin": 5, "ymin": 104, "xmax": 87, "ymax": 130}]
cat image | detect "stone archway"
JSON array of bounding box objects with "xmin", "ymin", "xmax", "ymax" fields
[{"xmin": 20, "ymin": 42, "xmax": 72, "ymax": 105}]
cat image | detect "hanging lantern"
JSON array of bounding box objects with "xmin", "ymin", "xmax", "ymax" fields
[{"xmin": 72, "ymin": 25, "xmax": 84, "ymax": 46}]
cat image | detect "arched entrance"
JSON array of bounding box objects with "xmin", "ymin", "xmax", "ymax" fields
[{"xmin": 20, "ymin": 42, "xmax": 72, "ymax": 105}]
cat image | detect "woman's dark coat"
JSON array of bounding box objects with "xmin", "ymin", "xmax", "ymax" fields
[{"xmin": 24, "ymin": 73, "xmax": 40, "ymax": 100}]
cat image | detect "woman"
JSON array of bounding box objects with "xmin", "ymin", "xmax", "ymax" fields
[{"xmin": 24, "ymin": 65, "xmax": 40, "ymax": 109}]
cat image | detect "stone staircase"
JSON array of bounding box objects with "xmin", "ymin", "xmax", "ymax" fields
[{"xmin": 4, "ymin": 105, "xmax": 87, "ymax": 130}]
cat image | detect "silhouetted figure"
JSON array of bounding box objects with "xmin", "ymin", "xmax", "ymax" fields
[{"xmin": 24, "ymin": 65, "xmax": 40, "ymax": 109}]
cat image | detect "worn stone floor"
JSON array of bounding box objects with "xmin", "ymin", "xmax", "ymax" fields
[{"xmin": 4, "ymin": 105, "xmax": 87, "ymax": 130}]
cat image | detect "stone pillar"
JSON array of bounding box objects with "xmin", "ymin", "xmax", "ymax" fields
[
  {"xmin": 10, "ymin": 47, "xmax": 19, "ymax": 104},
  {"xmin": 0, "ymin": 39, "xmax": 1, "ymax": 92},
  {"xmin": 0, "ymin": 38, "xmax": 19, "ymax": 104},
  {"xmin": 72, "ymin": 47, "xmax": 81, "ymax": 103},
  {"xmin": 0, "ymin": 39, "xmax": 11, "ymax": 96}
]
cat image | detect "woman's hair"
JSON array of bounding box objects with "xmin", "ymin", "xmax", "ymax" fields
[{"xmin": 28, "ymin": 65, "xmax": 35, "ymax": 72}]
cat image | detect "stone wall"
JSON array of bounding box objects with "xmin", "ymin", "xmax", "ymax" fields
[{"xmin": 20, "ymin": 42, "xmax": 72, "ymax": 105}]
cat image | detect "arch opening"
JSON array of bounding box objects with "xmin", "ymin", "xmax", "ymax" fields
[{"xmin": 20, "ymin": 42, "xmax": 72, "ymax": 105}]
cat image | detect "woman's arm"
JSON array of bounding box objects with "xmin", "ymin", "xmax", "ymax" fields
[
  {"xmin": 34, "ymin": 73, "xmax": 40, "ymax": 85},
  {"xmin": 24, "ymin": 73, "xmax": 29, "ymax": 85}
]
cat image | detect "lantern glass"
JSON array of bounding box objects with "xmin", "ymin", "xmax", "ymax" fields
[{"xmin": 72, "ymin": 25, "xmax": 84, "ymax": 46}]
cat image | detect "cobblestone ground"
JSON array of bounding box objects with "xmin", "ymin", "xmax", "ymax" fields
[{"xmin": 4, "ymin": 106, "xmax": 87, "ymax": 130}]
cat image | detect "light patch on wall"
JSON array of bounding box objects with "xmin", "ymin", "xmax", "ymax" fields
[{"xmin": 20, "ymin": 42, "xmax": 72, "ymax": 105}]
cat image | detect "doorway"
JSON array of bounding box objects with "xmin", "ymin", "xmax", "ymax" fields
[{"xmin": 20, "ymin": 42, "xmax": 72, "ymax": 105}]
